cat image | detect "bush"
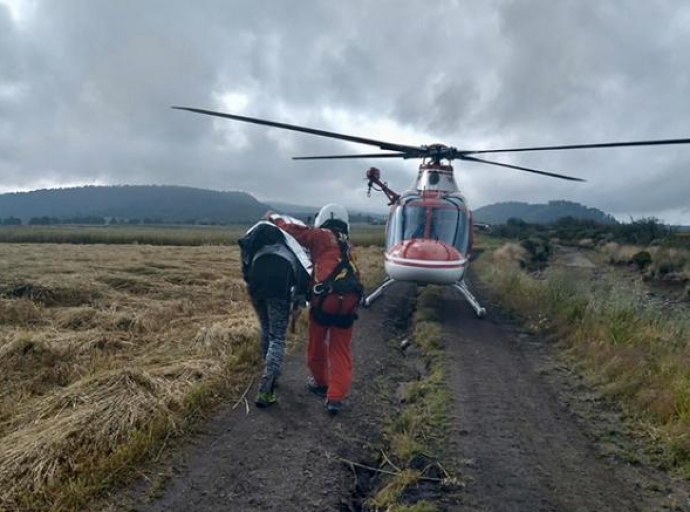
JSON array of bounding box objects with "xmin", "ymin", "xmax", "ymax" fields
[
  {"xmin": 486, "ymin": 215, "xmax": 690, "ymax": 250},
  {"xmin": 520, "ymin": 236, "xmax": 552, "ymax": 270},
  {"xmin": 632, "ymin": 251, "xmax": 652, "ymax": 271},
  {"xmin": 646, "ymin": 249, "xmax": 689, "ymax": 281},
  {"xmin": 618, "ymin": 217, "xmax": 674, "ymax": 246}
]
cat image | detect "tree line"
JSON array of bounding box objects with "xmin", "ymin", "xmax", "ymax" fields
[
  {"xmin": 1, "ymin": 216, "xmax": 254, "ymax": 226},
  {"xmin": 491, "ymin": 216, "xmax": 682, "ymax": 247}
]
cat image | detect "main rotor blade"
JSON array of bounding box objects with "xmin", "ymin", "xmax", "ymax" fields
[
  {"xmin": 464, "ymin": 137, "xmax": 690, "ymax": 155},
  {"xmin": 172, "ymin": 106, "xmax": 420, "ymax": 154},
  {"xmin": 460, "ymin": 155, "xmax": 586, "ymax": 182},
  {"xmin": 293, "ymin": 152, "xmax": 408, "ymax": 160}
]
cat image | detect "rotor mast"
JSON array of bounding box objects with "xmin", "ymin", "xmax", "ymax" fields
[{"xmin": 416, "ymin": 145, "xmax": 460, "ymax": 194}]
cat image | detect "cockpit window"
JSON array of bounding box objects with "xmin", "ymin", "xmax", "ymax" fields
[
  {"xmin": 386, "ymin": 205, "xmax": 425, "ymax": 247},
  {"xmin": 402, "ymin": 206, "xmax": 427, "ymax": 240},
  {"xmin": 430, "ymin": 207, "xmax": 469, "ymax": 252},
  {"xmin": 387, "ymin": 200, "xmax": 469, "ymax": 253}
]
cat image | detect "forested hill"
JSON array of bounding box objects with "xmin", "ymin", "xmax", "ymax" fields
[
  {"xmin": 0, "ymin": 185, "xmax": 269, "ymax": 224},
  {"xmin": 473, "ymin": 200, "xmax": 617, "ymax": 225}
]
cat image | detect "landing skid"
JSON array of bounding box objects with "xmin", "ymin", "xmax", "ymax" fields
[
  {"xmin": 363, "ymin": 277, "xmax": 395, "ymax": 307},
  {"xmin": 364, "ymin": 277, "xmax": 486, "ymax": 318},
  {"xmin": 454, "ymin": 280, "xmax": 486, "ymax": 318}
]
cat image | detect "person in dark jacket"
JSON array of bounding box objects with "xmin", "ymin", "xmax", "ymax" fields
[{"xmin": 239, "ymin": 221, "xmax": 311, "ymax": 407}]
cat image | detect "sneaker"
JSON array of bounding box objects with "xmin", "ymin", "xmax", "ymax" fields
[
  {"xmin": 306, "ymin": 376, "xmax": 328, "ymax": 398},
  {"xmin": 325, "ymin": 400, "xmax": 342, "ymax": 416},
  {"xmin": 255, "ymin": 391, "xmax": 277, "ymax": 408}
]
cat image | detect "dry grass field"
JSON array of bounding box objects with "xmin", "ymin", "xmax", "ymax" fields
[
  {"xmin": 0, "ymin": 240, "xmax": 383, "ymax": 511},
  {"xmin": 0, "ymin": 224, "xmax": 386, "ymax": 247}
]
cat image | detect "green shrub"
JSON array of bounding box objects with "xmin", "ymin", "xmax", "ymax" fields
[
  {"xmin": 632, "ymin": 251, "xmax": 652, "ymax": 271},
  {"xmin": 520, "ymin": 236, "xmax": 553, "ymax": 270},
  {"xmin": 650, "ymin": 257, "xmax": 683, "ymax": 279},
  {"xmin": 618, "ymin": 217, "xmax": 674, "ymax": 245}
]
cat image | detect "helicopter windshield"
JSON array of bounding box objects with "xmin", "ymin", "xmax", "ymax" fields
[
  {"xmin": 386, "ymin": 205, "xmax": 423, "ymax": 247},
  {"xmin": 429, "ymin": 207, "xmax": 469, "ymax": 251},
  {"xmin": 386, "ymin": 200, "xmax": 469, "ymax": 253},
  {"xmin": 402, "ymin": 206, "xmax": 427, "ymax": 240}
]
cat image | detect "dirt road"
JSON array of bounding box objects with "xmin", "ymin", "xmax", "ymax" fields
[
  {"xmin": 114, "ymin": 285, "xmax": 416, "ymax": 512},
  {"xmin": 114, "ymin": 280, "xmax": 690, "ymax": 511},
  {"xmin": 444, "ymin": 282, "xmax": 689, "ymax": 511}
]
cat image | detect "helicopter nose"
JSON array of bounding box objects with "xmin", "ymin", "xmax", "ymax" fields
[
  {"xmin": 393, "ymin": 239, "xmax": 464, "ymax": 263},
  {"xmin": 385, "ymin": 239, "xmax": 467, "ymax": 285}
]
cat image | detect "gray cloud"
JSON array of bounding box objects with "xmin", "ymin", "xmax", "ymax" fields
[{"xmin": 1, "ymin": 0, "xmax": 690, "ymax": 221}]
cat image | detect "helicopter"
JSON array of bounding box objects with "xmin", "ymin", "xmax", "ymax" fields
[{"xmin": 172, "ymin": 106, "xmax": 690, "ymax": 317}]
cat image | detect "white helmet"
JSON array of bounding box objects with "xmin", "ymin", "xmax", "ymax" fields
[{"xmin": 315, "ymin": 203, "xmax": 349, "ymax": 231}]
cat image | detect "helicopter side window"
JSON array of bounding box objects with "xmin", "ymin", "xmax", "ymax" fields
[{"xmin": 386, "ymin": 208, "xmax": 402, "ymax": 247}]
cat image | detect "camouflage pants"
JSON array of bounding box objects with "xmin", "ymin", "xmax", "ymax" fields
[{"xmin": 250, "ymin": 296, "xmax": 290, "ymax": 393}]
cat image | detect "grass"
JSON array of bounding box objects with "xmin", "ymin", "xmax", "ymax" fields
[
  {"xmin": 368, "ymin": 285, "xmax": 458, "ymax": 511},
  {"xmin": 0, "ymin": 243, "xmax": 256, "ymax": 510},
  {"xmin": 0, "ymin": 224, "xmax": 385, "ymax": 247},
  {"xmin": 0, "ymin": 236, "xmax": 385, "ymax": 511},
  {"xmin": 0, "ymin": 225, "xmax": 238, "ymax": 246},
  {"xmin": 473, "ymin": 242, "xmax": 690, "ymax": 475}
]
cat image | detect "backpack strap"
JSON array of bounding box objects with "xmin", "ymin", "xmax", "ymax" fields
[{"xmin": 313, "ymin": 232, "xmax": 363, "ymax": 298}]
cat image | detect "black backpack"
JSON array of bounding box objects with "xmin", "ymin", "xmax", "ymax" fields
[
  {"xmin": 321, "ymin": 232, "xmax": 364, "ymax": 295},
  {"xmin": 238, "ymin": 223, "xmax": 310, "ymax": 298},
  {"xmin": 238, "ymin": 223, "xmax": 284, "ymax": 282}
]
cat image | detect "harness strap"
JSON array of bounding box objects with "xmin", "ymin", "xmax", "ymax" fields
[
  {"xmin": 315, "ymin": 233, "xmax": 362, "ymax": 295},
  {"xmin": 309, "ymin": 231, "xmax": 363, "ymax": 329}
]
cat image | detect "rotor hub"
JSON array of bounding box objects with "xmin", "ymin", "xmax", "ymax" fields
[{"xmin": 420, "ymin": 144, "xmax": 459, "ymax": 163}]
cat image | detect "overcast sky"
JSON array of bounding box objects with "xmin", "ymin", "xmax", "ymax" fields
[{"xmin": 1, "ymin": 1, "xmax": 690, "ymax": 222}]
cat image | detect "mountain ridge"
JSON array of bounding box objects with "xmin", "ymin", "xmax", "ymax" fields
[
  {"xmin": 0, "ymin": 185, "xmax": 386, "ymax": 225},
  {"xmin": 0, "ymin": 186, "xmax": 616, "ymax": 227},
  {"xmin": 0, "ymin": 185, "xmax": 268, "ymax": 224},
  {"xmin": 473, "ymin": 200, "xmax": 617, "ymax": 225}
]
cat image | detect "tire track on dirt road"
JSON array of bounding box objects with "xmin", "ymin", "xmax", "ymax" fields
[{"xmin": 442, "ymin": 282, "xmax": 690, "ymax": 511}]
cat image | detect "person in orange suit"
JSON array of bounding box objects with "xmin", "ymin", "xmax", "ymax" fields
[{"xmin": 267, "ymin": 204, "xmax": 363, "ymax": 415}]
